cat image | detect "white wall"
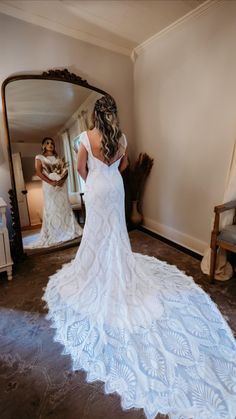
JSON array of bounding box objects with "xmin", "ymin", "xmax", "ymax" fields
[
  {"xmin": 0, "ymin": 13, "xmax": 133, "ymax": 212},
  {"xmin": 134, "ymin": 0, "xmax": 236, "ymax": 254}
]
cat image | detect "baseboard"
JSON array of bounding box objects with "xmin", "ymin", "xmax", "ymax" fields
[
  {"xmin": 21, "ymin": 223, "xmax": 42, "ymax": 231},
  {"xmin": 140, "ymin": 217, "xmax": 208, "ymax": 259}
]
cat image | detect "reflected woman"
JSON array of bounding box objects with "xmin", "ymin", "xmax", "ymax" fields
[{"xmin": 24, "ymin": 137, "xmax": 82, "ymax": 249}]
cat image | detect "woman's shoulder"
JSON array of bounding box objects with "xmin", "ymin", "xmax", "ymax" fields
[
  {"xmin": 80, "ymin": 130, "xmax": 87, "ymax": 137},
  {"xmin": 77, "ymin": 131, "xmax": 87, "ymax": 141},
  {"xmin": 35, "ymin": 154, "xmax": 58, "ymax": 162},
  {"xmin": 78, "ymin": 131, "xmax": 89, "ymax": 149},
  {"xmin": 35, "ymin": 154, "xmax": 45, "ymax": 161}
]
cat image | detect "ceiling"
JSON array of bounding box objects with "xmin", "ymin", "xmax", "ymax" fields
[{"xmin": 0, "ymin": 0, "xmax": 207, "ymax": 55}]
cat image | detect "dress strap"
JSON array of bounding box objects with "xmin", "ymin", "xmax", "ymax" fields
[
  {"xmin": 35, "ymin": 154, "xmax": 45, "ymax": 162},
  {"xmin": 79, "ymin": 131, "xmax": 90, "ymax": 153}
]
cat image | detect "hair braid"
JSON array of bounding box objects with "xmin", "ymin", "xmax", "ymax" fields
[{"xmin": 92, "ymin": 95, "xmax": 122, "ymax": 163}]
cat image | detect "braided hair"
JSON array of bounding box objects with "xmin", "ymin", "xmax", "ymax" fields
[{"xmin": 92, "ymin": 95, "xmax": 122, "ymax": 163}]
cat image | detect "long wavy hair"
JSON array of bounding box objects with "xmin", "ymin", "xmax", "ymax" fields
[
  {"xmin": 91, "ymin": 95, "xmax": 122, "ymax": 163},
  {"xmin": 41, "ymin": 137, "xmax": 58, "ymax": 156}
]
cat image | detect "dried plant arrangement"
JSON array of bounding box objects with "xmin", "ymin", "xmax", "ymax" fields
[
  {"xmin": 128, "ymin": 153, "xmax": 154, "ymax": 224},
  {"xmin": 129, "ymin": 153, "xmax": 154, "ymax": 201}
]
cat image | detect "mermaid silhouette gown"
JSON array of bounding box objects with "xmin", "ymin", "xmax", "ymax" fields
[{"xmin": 43, "ymin": 131, "xmax": 236, "ymax": 419}]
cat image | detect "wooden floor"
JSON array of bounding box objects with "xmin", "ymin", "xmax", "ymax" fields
[{"xmin": 0, "ymin": 230, "xmax": 235, "ymax": 419}]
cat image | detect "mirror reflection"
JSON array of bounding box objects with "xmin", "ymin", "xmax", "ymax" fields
[{"xmin": 5, "ymin": 79, "xmax": 103, "ymax": 254}]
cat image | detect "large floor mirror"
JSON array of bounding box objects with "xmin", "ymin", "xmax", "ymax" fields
[{"xmin": 2, "ymin": 69, "xmax": 107, "ymax": 257}]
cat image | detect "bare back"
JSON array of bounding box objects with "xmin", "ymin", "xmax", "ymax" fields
[{"xmin": 87, "ymin": 129, "xmax": 126, "ymax": 166}]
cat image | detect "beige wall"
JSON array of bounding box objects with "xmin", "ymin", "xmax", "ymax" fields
[
  {"xmin": 134, "ymin": 0, "xmax": 236, "ymax": 254},
  {"xmin": 0, "ymin": 13, "xmax": 134, "ymax": 209}
]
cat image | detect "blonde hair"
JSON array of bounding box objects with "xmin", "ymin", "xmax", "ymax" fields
[{"xmin": 92, "ymin": 95, "xmax": 122, "ymax": 163}]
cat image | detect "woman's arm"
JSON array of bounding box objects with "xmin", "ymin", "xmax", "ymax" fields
[
  {"xmin": 119, "ymin": 149, "xmax": 129, "ymax": 173},
  {"xmin": 77, "ymin": 143, "xmax": 88, "ymax": 181},
  {"xmin": 57, "ymin": 171, "xmax": 68, "ymax": 187},
  {"xmin": 35, "ymin": 159, "xmax": 58, "ymax": 187}
]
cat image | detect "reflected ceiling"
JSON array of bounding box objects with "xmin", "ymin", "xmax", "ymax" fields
[{"xmin": 6, "ymin": 80, "xmax": 93, "ymax": 143}]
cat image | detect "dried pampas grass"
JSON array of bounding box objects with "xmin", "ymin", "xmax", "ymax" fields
[{"xmin": 129, "ymin": 153, "xmax": 154, "ymax": 202}]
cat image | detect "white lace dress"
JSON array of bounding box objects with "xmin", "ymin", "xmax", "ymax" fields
[
  {"xmin": 24, "ymin": 154, "xmax": 82, "ymax": 249},
  {"xmin": 43, "ymin": 132, "xmax": 236, "ymax": 419}
]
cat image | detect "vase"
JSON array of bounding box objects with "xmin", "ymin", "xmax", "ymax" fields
[{"xmin": 130, "ymin": 200, "xmax": 143, "ymax": 225}]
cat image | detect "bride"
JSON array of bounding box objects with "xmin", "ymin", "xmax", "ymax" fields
[
  {"xmin": 24, "ymin": 137, "xmax": 82, "ymax": 249},
  {"xmin": 43, "ymin": 96, "xmax": 236, "ymax": 419}
]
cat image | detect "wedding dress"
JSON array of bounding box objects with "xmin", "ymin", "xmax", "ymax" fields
[
  {"xmin": 24, "ymin": 154, "xmax": 82, "ymax": 249},
  {"xmin": 43, "ymin": 132, "xmax": 236, "ymax": 419}
]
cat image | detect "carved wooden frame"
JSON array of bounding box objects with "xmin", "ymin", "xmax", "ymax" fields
[{"xmin": 1, "ymin": 68, "xmax": 107, "ymax": 259}]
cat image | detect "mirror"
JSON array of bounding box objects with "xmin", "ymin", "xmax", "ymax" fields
[{"xmin": 2, "ymin": 70, "xmax": 107, "ymax": 257}]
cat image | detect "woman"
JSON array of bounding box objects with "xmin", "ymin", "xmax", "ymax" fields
[
  {"xmin": 43, "ymin": 96, "xmax": 236, "ymax": 419},
  {"xmin": 25, "ymin": 137, "xmax": 82, "ymax": 249}
]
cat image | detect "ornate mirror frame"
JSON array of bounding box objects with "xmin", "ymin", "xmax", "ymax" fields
[{"xmin": 1, "ymin": 69, "xmax": 107, "ymax": 260}]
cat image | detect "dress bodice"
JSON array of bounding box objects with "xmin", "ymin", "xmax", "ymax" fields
[{"xmin": 35, "ymin": 154, "xmax": 59, "ymax": 166}]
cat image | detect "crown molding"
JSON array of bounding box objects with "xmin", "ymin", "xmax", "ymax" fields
[
  {"xmin": 0, "ymin": 2, "xmax": 131, "ymax": 57},
  {"xmin": 131, "ymin": 0, "xmax": 222, "ymax": 62}
]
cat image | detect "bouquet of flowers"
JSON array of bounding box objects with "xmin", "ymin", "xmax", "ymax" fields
[{"xmin": 44, "ymin": 158, "xmax": 69, "ymax": 181}]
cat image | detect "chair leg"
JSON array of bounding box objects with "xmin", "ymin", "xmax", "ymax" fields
[
  {"xmin": 210, "ymin": 246, "xmax": 218, "ymax": 284},
  {"xmin": 7, "ymin": 266, "xmax": 12, "ymax": 281}
]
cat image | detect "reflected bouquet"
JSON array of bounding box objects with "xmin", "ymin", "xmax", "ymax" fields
[{"xmin": 44, "ymin": 158, "xmax": 69, "ymax": 181}]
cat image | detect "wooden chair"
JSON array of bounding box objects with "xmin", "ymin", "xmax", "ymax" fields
[{"xmin": 210, "ymin": 199, "xmax": 236, "ymax": 282}]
